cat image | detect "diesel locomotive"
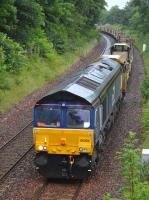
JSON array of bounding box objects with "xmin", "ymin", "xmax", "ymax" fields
[{"xmin": 33, "ymin": 41, "xmax": 133, "ymax": 179}]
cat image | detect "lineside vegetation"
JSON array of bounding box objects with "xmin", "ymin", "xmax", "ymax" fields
[
  {"xmin": 102, "ymin": 0, "xmax": 149, "ymax": 199},
  {"xmin": 104, "ymin": 132, "xmax": 149, "ymax": 200},
  {"xmin": 0, "ymin": 0, "xmax": 106, "ymax": 113}
]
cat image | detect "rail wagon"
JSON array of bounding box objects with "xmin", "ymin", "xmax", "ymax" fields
[{"xmin": 33, "ymin": 58, "xmax": 122, "ymax": 179}]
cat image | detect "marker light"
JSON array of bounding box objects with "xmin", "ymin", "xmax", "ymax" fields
[
  {"xmin": 79, "ymin": 147, "xmax": 88, "ymax": 152},
  {"xmin": 38, "ymin": 145, "xmax": 43, "ymax": 151},
  {"xmin": 79, "ymin": 147, "xmax": 83, "ymax": 151},
  {"xmin": 43, "ymin": 146, "xmax": 47, "ymax": 150}
]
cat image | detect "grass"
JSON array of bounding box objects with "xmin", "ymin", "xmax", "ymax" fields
[
  {"xmin": 141, "ymin": 53, "xmax": 149, "ymax": 147},
  {"xmin": 0, "ymin": 39, "xmax": 97, "ymax": 113}
]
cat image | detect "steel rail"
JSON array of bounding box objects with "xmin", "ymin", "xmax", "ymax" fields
[
  {"xmin": 0, "ymin": 145, "xmax": 33, "ymax": 184},
  {"xmin": 0, "ymin": 120, "xmax": 33, "ymax": 151}
]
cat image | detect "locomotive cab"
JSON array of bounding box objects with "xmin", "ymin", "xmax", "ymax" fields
[
  {"xmin": 110, "ymin": 43, "xmax": 130, "ymax": 61},
  {"xmin": 110, "ymin": 43, "xmax": 133, "ymax": 96}
]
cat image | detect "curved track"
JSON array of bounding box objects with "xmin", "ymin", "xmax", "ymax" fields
[{"xmin": 0, "ymin": 33, "xmax": 116, "ymax": 200}]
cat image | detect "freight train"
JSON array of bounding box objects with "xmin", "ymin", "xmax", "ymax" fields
[{"xmin": 33, "ymin": 36, "xmax": 133, "ymax": 179}]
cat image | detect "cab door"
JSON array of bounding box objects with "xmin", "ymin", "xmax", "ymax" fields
[{"xmin": 94, "ymin": 107, "xmax": 103, "ymax": 146}]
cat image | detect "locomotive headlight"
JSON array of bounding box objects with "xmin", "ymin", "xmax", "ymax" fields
[
  {"xmin": 38, "ymin": 145, "xmax": 43, "ymax": 151},
  {"xmin": 38, "ymin": 145, "xmax": 47, "ymax": 151}
]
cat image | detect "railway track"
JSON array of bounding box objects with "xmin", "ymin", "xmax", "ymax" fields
[
  {"xmin": 0, "ymin": 121, "xmax": 33, "ymax": 151},
  {"xmin": 31, "ymin": 180, "xmax": 48, "ymax": 200},
  {"xmin": 0, "ymin": 121, "xmax": 33, "ymax": 182},
  {"xmin": 0, "ymin": 33, "xmax": 116, "ymax": 200},
  {"xmin": 31, "ymin": 179, "xmax": 82, "ymax": 200}
]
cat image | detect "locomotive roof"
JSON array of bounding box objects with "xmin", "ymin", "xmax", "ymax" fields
[
  {"xmin": 37, "ymin": 58, "xmax": 121, "ymax": 106},
  {"xmin": 102, "ymin": 55, "xmax": 121, "ymax": 60},
  {"xmin": 102, "ymin": 55, "xmax": 126, "ymax": 64}
]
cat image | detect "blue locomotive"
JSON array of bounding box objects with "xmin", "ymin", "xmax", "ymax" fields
[{"xmin": 33, "ymin": 56, "xmax": 125, "ymax": 179}]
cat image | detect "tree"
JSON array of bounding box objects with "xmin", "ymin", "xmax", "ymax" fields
[
  {"xmin": 74, "ymin": 0, "xmax": 105, "ymax": 26},
  {"xmin": 132, "ymin": 0, "xmax": 149, "ymax": 34},
  {"xmin": 101, "ymin": 0, "xmax": 149, "ymax": 35},
  {"xmin": 0, "ymin": 0, "xmax": 17, "ymax": 33},
  {"xmin": 100, "ymin": 6, "xmax": 126, "ymax": 25},
  {"xmin": 13, "ymin": 0, "xmax": 45, "ymax": 48}
]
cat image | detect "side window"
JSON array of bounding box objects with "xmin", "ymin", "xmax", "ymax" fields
[
  {"xmin": 99, "ymin": 105, "xmax": 103, "ymax": 130},
  {"xmin": 94, "ymin": 108, "xmax": 99, "ymax": 127},
  {"xmin": 95, "ymin": 106, "xmax": 103, "ymax": 130},
  {"xmin": 112, "ymin": 84, "xmax": 116, "ymax": 106},
  {"xmin": 103, "ymin": 97, "xmax": 107, "ymax": 123}
]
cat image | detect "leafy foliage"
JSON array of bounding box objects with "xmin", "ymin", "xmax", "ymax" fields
[
  {"xmin": 101, "ymin": 1, "xmax": 149, "ymax": 199},
  {"xmin": 0, "ymin": 0, "xmax": 106, "ymax": 74},
  {"xmin": 101, "ymin": 6, "xmax": 125, "ymax": 25},
  {"xmin": 116, "ymin": 132, "xmax": 141, "ymax": 200},
  {"xmin": 75, "ymin": 0, "xmax": 105, "ymax": 26},
  {"xmin": 101, "ymin": 0, "xmax": 149, "ymax": 35},
  {"xmin": 141, "ymin": 77, "xmax": 149, "ymax": 99},
  {"xmin": 104, "ymin": 132, "xmax": 149, "ymax": 200},
  {"xmin": 39, "ymin": 0, "xmax": 101, "ymax": 53},
  {"xmin": 13, "ymin": 0, "xmax": 45, "ymax": 48},
  {"xmin": 132, "ymin": 0, "xmax": 149, "ymax": 34},
  {"xmin": 0, "ymin": 32, "xmax": 25, "ymax": 72},
  {"xmin": 0, "ymin": 0, "xmax": 16, "ymax": 33},
  {"xmin": 0, "ymin": 46, "xmax": 5, "ymax": 70}
]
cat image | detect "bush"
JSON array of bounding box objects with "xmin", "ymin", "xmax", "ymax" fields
[
  {"xmin": 141, "ymin": 77, "xmax": 149, "ymax": 99},
  {"xmin": 104, "ymin": 132, "xmax": 149, "ymax": 200},
  {"xmin": 25, "ymin": 29, "xmax": 56, "ymax": 61},
  {"xmin": 46, "ymin": 23, "xmax": 69, "ymax": 54},
  {"xmin": 141, "ymin": 102, "xmax": 149, "ymax": 143},
  {"xmin": 0, "ymin": 32, "xmax": 25, "ymax": 72},
  {"xmin": 0, "ymin": 46, "xmax": 5, "ymax": 71}
]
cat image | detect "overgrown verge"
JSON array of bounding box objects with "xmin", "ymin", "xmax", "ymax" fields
[
  {"xmin": 0, "ymin": 38, "xmax": 97, "ymax": 113},
  {"xmin": 0, "ymin": 0, "xmax": 106, "ymax": 113},
  {"xmin": 104, "ymin": 132, "xmax": 149, "ymax": 200},
  {"xmin": 101, "ymin": 1, "xmax": 149, "ymax": 198},
  {"xmin": 100, "ymin": 1, "xmax": 149, "ymax": 143},
  {"xmin": 102, "ymin": 25, "xmax": 149, "ymax": 199}
]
